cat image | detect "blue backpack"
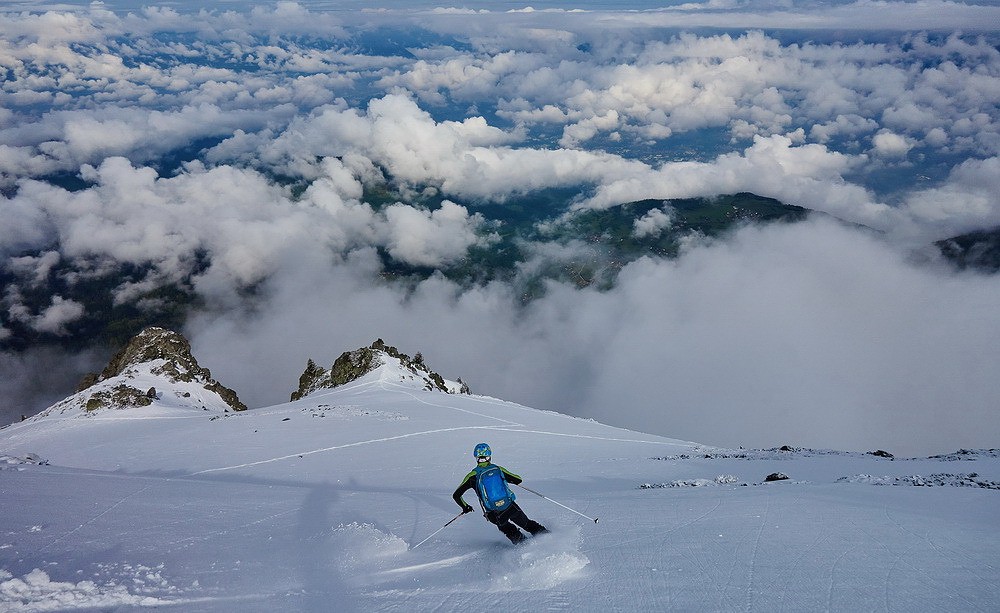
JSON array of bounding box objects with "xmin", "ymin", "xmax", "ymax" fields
[{"xmin": 475, "ymin": 464, "xmax": 515, "ymax": 512}]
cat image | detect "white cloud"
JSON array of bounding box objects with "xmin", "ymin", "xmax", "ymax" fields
[
  {"xmin": 604, "ymin": 1, "xmax": 1000, "ymax": 32},
  {"xmin": 259, "ymin": 93, "xmax": 650, "ymax": 199},
  {"xmin": 899, "ymin": 156, "xmax": 1000, "ymax": 240},
  {"xmin": 5, "ymin": 157, "xmax": 312, "ymax": 304},
  {"xmin": 809, "ymin": 114, "xmax": 879, "ymax": 143},
  {"xmin": 184, "ymin": 217, "xmax": 1000, "ymax": 456},
  {"xmin": 559, "ymin": 109, "xmax": 620, "ymax": 148},
  {"xmin": 8, "ymin": 294, "xmax": 84, "ymax": 335},
  {"xmin": 377, "ymin": 29, "xmax": 1000, "ymax": 158},
  {"xmin": 584, "ymin": 133, "xmax": 893, "ymax": 232},
  {"xmin": 632, "ymin": 206, "xmax": 674, "ymax": 238},
  {"xmin": 7, "ymin": 251, "xmax": 60, "ymax": 287},
  {"xmin": 566, "ymin": 218, "xmax": 1000, "ymax": 455},
  {"xmin": 2, "ymin": 145, "xmax": 507, "ymax": 311},
  {"xmin": 871, "ymin": 130, "xmax": 914, "ymax": 158},
  {"xmin": 381, "ymin": 201, "xmax": 494, "ymax": 268},
  {"xmin": 31, "ymin": 296, "xmax": 84, "ymax": 335},
  {"xmin": 0, "ymin": 105, "xmax": 293, "ymax": 181}
]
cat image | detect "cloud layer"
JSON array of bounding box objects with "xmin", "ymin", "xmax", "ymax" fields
[
  {"xmin": 1, "ymin": 2, "xmax": 999, "ymax": 455},
  {"xmin": 186, "ymin": 218, "xmax": 1000, "ymax": 457}
]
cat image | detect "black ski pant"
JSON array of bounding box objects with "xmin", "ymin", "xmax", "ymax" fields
[{"xmin": 486, "ymin": 503, "xmax": 546, "ymax": 544}]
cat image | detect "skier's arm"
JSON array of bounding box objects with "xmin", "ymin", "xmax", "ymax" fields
[
  {"xmin": 452, "ymin": 472, "xmax": 476, "ymax": 512},
  {"xmin": 499, "ymin": 466, "xmax": 522, "ymax": 485}
]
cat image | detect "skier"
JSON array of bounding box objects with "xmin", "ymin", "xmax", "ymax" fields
[{"xmin": 453, "ymin": 442, "xmax": 547, "ymax": 544}]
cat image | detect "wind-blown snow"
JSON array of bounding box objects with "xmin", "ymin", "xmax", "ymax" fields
[
  {"xmin": 0, "ymin": 568, "xmax": 171, "ymax": 612},
  {"xmin": 1, "ymin": 368, "xmax": 998, "ymax": 611}
]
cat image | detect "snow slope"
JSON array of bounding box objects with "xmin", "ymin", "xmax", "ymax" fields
[{"xmin": 2, "ymin": 359, "xmax": 999, "ymax": 611}]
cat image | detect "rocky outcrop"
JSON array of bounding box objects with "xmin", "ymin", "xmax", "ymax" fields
[
  {"xmin": 329, "ymin": 344, "xmax": 385, "ymax": 388},
  {"xmin": 292, "ymin": 359, "xmax": 330, "ymax": 402},
  {"xmin": 77, "ymin": 327, "xmax": 246, "ymax": 412},
  {"xmin": 290, "ymin": 339, "xmax": 470, "ymax": 401}
]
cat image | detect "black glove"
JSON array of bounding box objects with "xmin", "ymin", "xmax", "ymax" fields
[{"xmin": 461, "ymin": 504, "xmax": 474, "ymax": 514}]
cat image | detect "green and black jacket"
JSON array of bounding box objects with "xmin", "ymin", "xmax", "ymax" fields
[{"xmin": 453, "ymin": 463, "xmax": 522, "ymax": 510}]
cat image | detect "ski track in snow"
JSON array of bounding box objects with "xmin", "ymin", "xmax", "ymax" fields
[
  {"xmin": 376, "ymin": 380, "xmax": 525, "ymax": 426},
  {"xmin": 189, "ymin": 425, "xmax": 522, "ymax": 475},
  {"xmin": 881, "ymin": 505, "xmax": 958, "ymax": 579},
  {"xmin": 582, "ymin": 493, "xmax": 724, "ymax": 555},
  {"xmin": 743, "ymin": 489, "xmax": 771, "ymax": 613},
  {"xmin": 158, "ymin": 507, "xmax": 302, "ymax": 554},
  {"xmin": 873, "ymin": 505, "xmax": 993, "ymax": 611},
  {"xmin": 773, "ymin": 520, "xmax": 830, "ymax": 611},
  {"xmin": 188, "ymin": 378, "xmax": 526, "ymax": 475},
  {"xmin": 191, "ymin": 379, "xmax": 675, "ymax": 477},
  {"xmin": 375, "ymin": 551, "xmax": 478, "ymax": 575},
  {"xmin": 37, "ymin": 483, "xmax": 154, "ymax": 554},
  {"xmin": 826, "ymin": 543, "xmax": 852, "ymax": 612}
]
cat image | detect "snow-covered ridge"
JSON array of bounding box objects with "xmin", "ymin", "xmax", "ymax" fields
[
  {"xmin": 36, "ymin": 359, "xmax": 240, "ymax": 419},
  {"xmin": 837, "ymin": 473, "xmax": 1000, "ymax": 489},
  {"xmin": 26, "ymin": 330, "xmax": 471, "ymax": 422},
  {"xmin": 290, "ymin": 338, "xmax": 470, "ymax": 400},
  {"xmin": 641, "ymin": 446, "xmax": 1000, "ymax": 490},
  {"xmin": 650, "ymin": 445, "xmax": 1000, "ymax": 462},
  {"xmin": 29, "ymin": 327, "xmax": 245, "ymax": 419}
]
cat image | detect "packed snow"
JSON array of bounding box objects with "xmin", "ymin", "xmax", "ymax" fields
[{"xmin": 1, "ymin": 357, "xmax": 998, "ymax": 611}]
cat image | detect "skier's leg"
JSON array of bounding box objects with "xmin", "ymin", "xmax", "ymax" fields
[
  {"xmin": 498, "ymin": 522, "xmax": 525, "ymax": 544},
  {"xmin": 508, "ymin": 503, "xmax": 547, "ymax": 535},
  {"xmin": 487, "ymin": 510, "xmax": 525, "ymax": 544}
]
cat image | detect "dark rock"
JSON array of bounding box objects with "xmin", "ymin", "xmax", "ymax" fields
[
  {"xmin": 99, "ymin": 327, "xmax": 197, "ymax": 381},
  {"xmin": 868, "ymin": 449, "xmax": 894, "ymax": 459},
  {"xmin": 85, "ymin": 384, "xmax": 153, "ymax": 412},
  {"xmin": 330, "ymin": 346, "xmax": 382, "ymax": 387},
  {"xmin": 291, "ymin": 340, "xmax": 470, "ymax": 400},
  {"xmin": 290, "ymin": 359, "xmax": 328, "ymax": 401},
  {"xmin": 81, "ymin": 327, "xmax": 246, "ymax": 412},
  {"xmin": 765, "ymin": 472, "xmax": 789, "ymax": 482},
  {"xmin": 76, "ymin": 372, "xmax": 99, "ymax": 392}
]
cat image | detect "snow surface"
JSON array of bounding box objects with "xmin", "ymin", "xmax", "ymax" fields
[{"xmin": 1, "ymin": 358, "xmax": 999, "ymax": 611}]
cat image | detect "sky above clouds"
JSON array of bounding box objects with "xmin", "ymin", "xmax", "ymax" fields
[{"xmin": 1, "ymin": 0, "xmax": 999, "ymax": 455}]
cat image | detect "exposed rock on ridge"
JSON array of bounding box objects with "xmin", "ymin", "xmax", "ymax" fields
[
  {"xmin": 76, "ymin": 327, "xmax": 246, "ymax": 413},
  {"xmin": 291, "ymin": 339, "xmax": 471, "ymax": 401}
]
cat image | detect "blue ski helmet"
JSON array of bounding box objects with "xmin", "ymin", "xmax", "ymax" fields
[{"xmin": 473, "ymin": 442, "xmax": 491, "ymax": 461}]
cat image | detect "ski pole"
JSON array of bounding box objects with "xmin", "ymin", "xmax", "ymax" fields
[
  {"xmin": 412, "ymin": 511, "xmax": 466, "ymax": 550},
  {"xmin": 516, "ymin": 484, "xmax": 599, "ymax": 523}
]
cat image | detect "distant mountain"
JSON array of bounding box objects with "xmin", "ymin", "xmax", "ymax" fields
[
  {"xmin": 615, "ymin": 192, "xmax": 811, "ymax": 235},
  {"xmin": 935, "ymin": 227, "xmax": 1000, "ymax": 273},
  {"xmin": 561, "ymin": 192, "xmax": 811, "ymax": 254},
  {"xmin": 32, "ymin": 326, "xmax": 245, "ymax": 419}
]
